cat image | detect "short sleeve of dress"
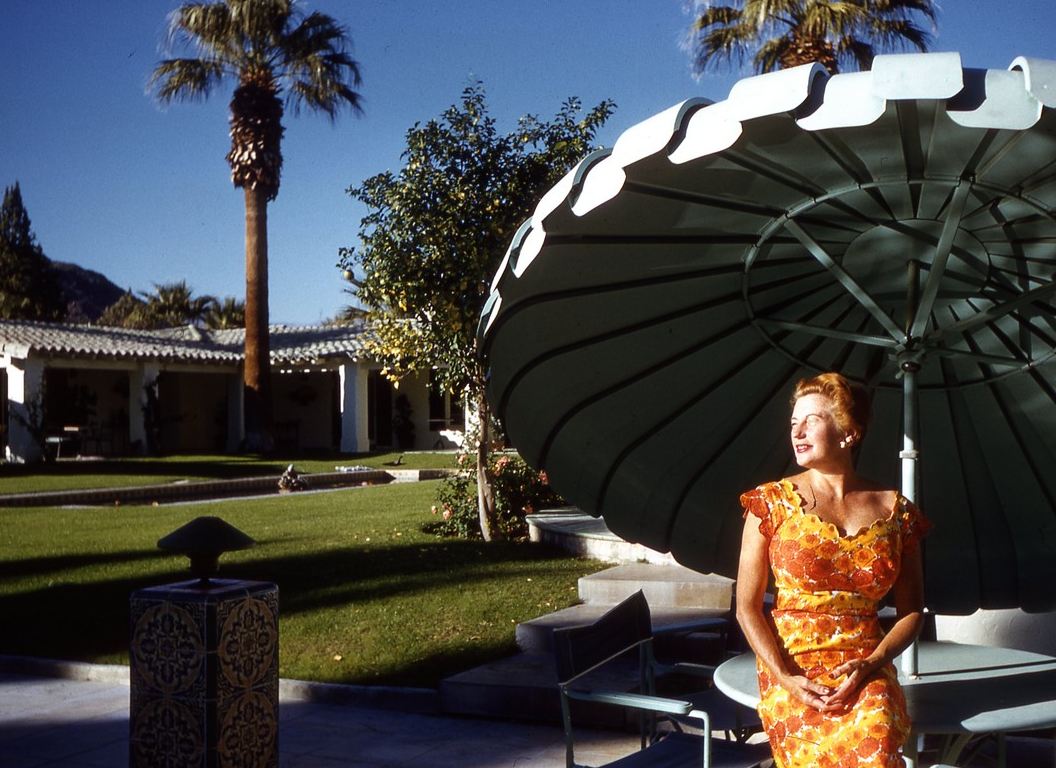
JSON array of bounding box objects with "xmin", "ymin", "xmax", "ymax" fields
[
  {"xmin": 897, "ymin": 497, "xmax": 932, "ymax": 552},
  {"xmin": 739, "ymin": 483, "xmax": 787, "ymax": 539}
]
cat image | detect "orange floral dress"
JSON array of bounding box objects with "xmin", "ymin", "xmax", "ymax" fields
[{"xmin": 740, "ymin": 479, "xmax": 930, "ymax": 768}]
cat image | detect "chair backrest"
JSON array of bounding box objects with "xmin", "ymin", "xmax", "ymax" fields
[{"xmin": 552, "ymin": 590, "xmax": 652, "ymax": 684}]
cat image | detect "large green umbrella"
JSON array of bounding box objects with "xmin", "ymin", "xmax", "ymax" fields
[{"xmin": 479, "ymin": 52, "xmax": 1056, "ymax": 615}]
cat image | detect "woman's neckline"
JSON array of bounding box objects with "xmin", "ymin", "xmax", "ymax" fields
[{"xmin": 780, "ymin": 478, "xmax": 900, "ymax": 539}]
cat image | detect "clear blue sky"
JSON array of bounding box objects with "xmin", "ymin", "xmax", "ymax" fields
[{"xmin": 3, "ymin": 1, "xmax": 1055, "ymax": 325}]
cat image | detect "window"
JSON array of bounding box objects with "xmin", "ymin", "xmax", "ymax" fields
[{"xmin": 428, "ymin": 372, "xmax": 464, "ymax": 432}]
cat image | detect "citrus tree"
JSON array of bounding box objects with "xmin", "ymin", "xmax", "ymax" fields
[{"xmin": 340, "ymin": 84, "xmax": 614, "ymax": 540}]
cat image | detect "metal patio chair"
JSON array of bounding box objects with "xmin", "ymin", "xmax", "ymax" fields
[{"xmin": 552, "ymin": 591, "xmax": 770, "ymax": 768}]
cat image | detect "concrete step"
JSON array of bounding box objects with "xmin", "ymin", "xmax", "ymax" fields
[
  {"xmin": 526, "ymin": 510, "xmax": 677, "ymax": 564},
  {"xmin": 516, "ymin": 602, "xmax": 729, "ymax": 655},
  {"xmin": 578, "ymin": 563, "xmax": 734, "ymax": 611}
]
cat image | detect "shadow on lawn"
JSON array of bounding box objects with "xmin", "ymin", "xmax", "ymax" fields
[
  {"xmin": 0, "ymin": 549, "xmax": 161, "ymax": 580},
  {"xmin": 0, "ymin": 539, "xmax": 579, "ymax": 685}
]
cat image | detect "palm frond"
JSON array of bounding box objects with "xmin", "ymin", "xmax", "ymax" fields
[
  {"xmin": 227, "ymin": 0, "xmax": 291, "ymax": 46},
  {"xmin": 150, "ymin": 58, "xmax": 226, "ymax": 102},
  {"xmin": 287, "ymin": 79, "xmax": 362, "ymax": 119},
  {"xmin": 280, "ymin": 12, "xmax": 363, "ymax": 119},
  {"xmin": 684, "ymin": 0, "xmax": 937, "ymax": 76},
  {"xmin": 866, "ymin": 17, "xmax": 933, "ymax": 52},
  {"xmin": 755, "ymin": 36, "xmax": 794, "ymax": 72},
  {"xmin": 165, "ymin": 3, "xmax": 240, "ymax": 62},
  {"xmin": 838, "ymin": 38, "xmax": 876, "ymax": 71}
]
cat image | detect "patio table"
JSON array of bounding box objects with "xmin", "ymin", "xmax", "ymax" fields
[{"xmin": 712, "ymin": 640, "xmax": 1056, "ymax": 767}]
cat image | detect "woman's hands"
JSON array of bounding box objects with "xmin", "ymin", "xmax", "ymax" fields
[
  {"xmin": 821, "ymin": 657, "xmax": 878, "ymax": 710},
  {"xmin": 776, "ymin": 672, "xmax": 838, "ymax": 711},
  {"xmin": 780, "ymin": 657, "xmax": 878, "ymax": 712}
]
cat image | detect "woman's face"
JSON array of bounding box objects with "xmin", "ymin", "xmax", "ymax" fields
[{"xmin": 790, "ymin": 393, "xmax": 846, "ymax": 468}]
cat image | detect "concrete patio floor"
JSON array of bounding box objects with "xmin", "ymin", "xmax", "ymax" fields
[
  {"xmin": 0, "ymin": 671, "xmax": 644, "ymax": 768},
  {"xmin": 3, "ymin": 669, "xmax": 1055, "ymax": 767}
]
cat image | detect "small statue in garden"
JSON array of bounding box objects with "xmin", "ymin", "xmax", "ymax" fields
[{"xmin": 278, "ymin": 464, "xmax": 307, "ymax": 493}]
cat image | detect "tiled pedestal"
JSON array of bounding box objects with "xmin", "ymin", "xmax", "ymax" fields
[{"xmin": 129, "ymin": 579, "xmax": 279, "ymax": 767}]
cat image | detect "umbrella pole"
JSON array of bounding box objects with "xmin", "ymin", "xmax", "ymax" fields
[
  {"xmin": 899, "ymin": 359, "xmax": 921, "ymax": 678},
  {"xmin": 900, "ymin": 259, "xmax": 922, "ymax": 678}
]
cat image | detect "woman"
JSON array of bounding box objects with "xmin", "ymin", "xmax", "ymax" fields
[{"xmin": 737, "ymin": 372, "xmax": 930, "ymax": 768}]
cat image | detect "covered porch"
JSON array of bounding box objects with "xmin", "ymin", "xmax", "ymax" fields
[{"xmin": 0, "ymin": 320, "xmax": 465, "ymax": 462}]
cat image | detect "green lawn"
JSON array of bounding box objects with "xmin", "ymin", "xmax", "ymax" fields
[
  {"xmin": 0, "ymin": 480, "xmax": 604, "ymax": 687},
  {"xmin": 0, "ymin": 451, "xmax": 458, "ymax": 495}
]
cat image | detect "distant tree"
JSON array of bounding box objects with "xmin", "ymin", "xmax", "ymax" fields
[
  {"xmin": 150, "ymin": 0, "xmax": 363, "ymax": 451},
  {"xmin": 684, "ymin": 0, "xmax": 936, "ymax": 76},
  {"xmin": 339, "ymin": 84, "xmax": 614, "ymax": 541},
  {"xmin": 0, "ymin": 182, "xmax": 65, "ymax": 321},
  {"xmin": 143, "ymin": 280, "xmax": 218, "ymax": 327},
  {"xmin": 98, "ymin": 282, "xmax": 225, "ymax": 329},
  {"xmin": 205, "ymin": 296, "xmax": 246, "ymax": 329},
  {"xmin": 97, "ymin": 289, "xmax": 154, "ymax": 329}
]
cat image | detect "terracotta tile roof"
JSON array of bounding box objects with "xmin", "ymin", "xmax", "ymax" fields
[{"xmin": 0, "ymin": 319, "xmax": 371, "ymax": 366}]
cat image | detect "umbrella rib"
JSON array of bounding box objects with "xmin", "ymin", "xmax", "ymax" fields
[
  {"xmin": 755, "ymin": 319, "xmax": 897, "ymax": 348},
  {"xmin": 545, "ymin": 233, "xmax": 761, "ymax": 247},
  {"xmin": 499, "ymin": 264, "xmax": 834, "ymax": 438},
  {"xmin": 896, "ymin": 102, "xmax": 926, "ymax": 215},
  {"xmin": 723, "ymin": 148, "xmax": 826, "ymax": 200},
  {"xmin": 931, "ymin": 347, "xmax": 1031, "ymax": 368},
  {"xmin": 909, "ymin": 179, "xmax": 974, "ymax": 339},
  {"xmin": 532, "ymin": 318, "xmax": 759, "ymax": 470},
  {"xmin": 480, "ymin": 261, "xmax": 746, "ymax": 361},
  {"xmin": 983, "ymin": 377, "xmax": 1056, "ymax": 515},
  {"xmin": 935, "ymin": 356, "xmax": 989, "ymax": 610},
  {"xmin": 808, "ymin": 133, "xmax": 895, "ymax": 219},
  {"xmin": 783, "ymin": 219, "xmax": 905, "ymax": 343},
  {"xmin": 621, "ymin": 180, "xmax": 787, "ymax": 219},
  {"xmin": 928, "ymin": 280, "xmax": 1056, "ymax": 341},
  {"xmin": 980, "ymin": 307, "xmax": 1056, "ymax": 368},
  {"xmin": 879, "ymin": 216, "xmax": 991, "ymax": 282},
  {"xmin": 944, "ymin": 301, "xmax": 1042, "ymax": 382},
  {"xmin": 495, "ymin": 286, "xmax": 743, "ymax": 419}
]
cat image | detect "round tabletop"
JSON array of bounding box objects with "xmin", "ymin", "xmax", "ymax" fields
[{"xmin": 713, "ymin": 641, "xmax": 1056, "ymax": 735}]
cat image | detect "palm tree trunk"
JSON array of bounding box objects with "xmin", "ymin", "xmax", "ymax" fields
[{"xmin": 243, "ymin": 184, "xmax": 274, "ymax": 453}]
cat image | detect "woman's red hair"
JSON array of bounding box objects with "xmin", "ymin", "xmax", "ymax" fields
[{"xmin": 792, "ymin": 372, "xmax": 871, "ymax": 439}]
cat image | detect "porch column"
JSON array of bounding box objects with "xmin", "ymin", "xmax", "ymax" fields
[
  {"xmin": 226, "ymin": 372, "xmax": 244, "ymax": 452},
  {"xmin": 5, "ymin": 357, "xmax": 44, "ymax": 463},
  {"xmin": 339, "ymin": 363, "xmax": 369, "ymax": 453},
  {"xmin": 129, "ymin": 364, "xmax": 159, "ymax": 455}
]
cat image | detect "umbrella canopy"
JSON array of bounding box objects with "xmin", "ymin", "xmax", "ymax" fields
[{"xmin": 479, "ymin": 52, "xmax": 1056, "ymax": 615}]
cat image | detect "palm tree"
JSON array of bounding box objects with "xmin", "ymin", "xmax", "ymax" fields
[
  {"xmin": 685, "ymin": 0, "xmax": 936, "ymax": 76},
  {"xmin": 143, "ymin": 280, "xmax": 218, "ymax": 327},
  {"xmin": 150, "ymin": 0, "xmax": 362, "ymax": 451},
  {"xmin": 206, "ymin": 296, "xmax": 246, "ymax": 329}
]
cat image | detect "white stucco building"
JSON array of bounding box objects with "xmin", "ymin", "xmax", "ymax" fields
[{"xmin": 0, "ymin": 319, "xmax": 464, "ymax": 462}]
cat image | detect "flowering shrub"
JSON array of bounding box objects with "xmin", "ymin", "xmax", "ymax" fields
[{"xmin": 427, "ymin": 451, "xmax": 564, "ymax": 539}]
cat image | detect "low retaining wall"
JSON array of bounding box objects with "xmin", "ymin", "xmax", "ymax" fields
[{"xmin": 0, "ymin": 468, "xmax": 454, "ymax": 508}]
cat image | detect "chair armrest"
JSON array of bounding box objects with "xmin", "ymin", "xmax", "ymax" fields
[{"xmin": 565, "ymin": 689, "xmax": 697, "ymax": 716}]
